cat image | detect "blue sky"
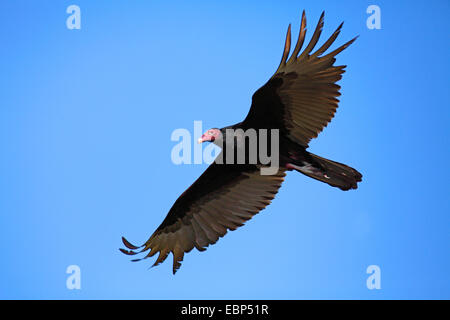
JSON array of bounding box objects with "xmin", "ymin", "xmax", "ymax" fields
[{"xmin": 0, "ymin": 0, "xmax": 449, "ymax": 299}]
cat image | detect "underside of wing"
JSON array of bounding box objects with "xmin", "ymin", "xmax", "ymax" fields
[
  {"xmin": 121, "ymin": 162, "xmax": 286, "ymax": 274},
  {"xmin": 244, "ymin": 11, "xmax": 357, "ymax": 147}
]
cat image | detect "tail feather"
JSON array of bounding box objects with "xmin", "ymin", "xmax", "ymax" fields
[{"xmin": 288, "ymin": 152, "xmax": 362, "ymax": 191}]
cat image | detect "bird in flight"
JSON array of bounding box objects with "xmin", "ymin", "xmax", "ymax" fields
[{"xmin": 121, "ymin": 11, "xmax": 362, "ymax": 274}]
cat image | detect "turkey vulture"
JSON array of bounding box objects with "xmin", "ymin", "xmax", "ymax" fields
[{"xmin": 121, "ymin": 11, "xmax": 362, "ymax": 274}]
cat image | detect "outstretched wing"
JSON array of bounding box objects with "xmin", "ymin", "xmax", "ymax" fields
[
  {"xmin": 242, "ymin": 11, "xmax": 357, "ymax": 147},
  {"xmin": 121, "ymin": 161, "xmax": 286, "ymax": 274}
]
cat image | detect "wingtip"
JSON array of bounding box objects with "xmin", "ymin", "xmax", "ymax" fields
[
  {"xmin": 319, "ymin": 11, "xmax": 325, "ymax": 26},
  {"xmin": 347, "ymin": 35, "xmax": 359, "ymax": 46},
  {"xmin": 121, "ymin": 236, "xmax": 141, "ymax": 250},
  {"xmin": 285, "ymin": 23, "xmax": 292, "ymax": 48},
  {"xmin": 172, "ymin": 263, "xmax": 181, "ymax": 275},
  {"xmin": 280, "ymin": 23, "xmax": 292, "ymax": 66},
  {"xmin": 119, "ymin": 248, "xmax": 139, "ymax": 256},
  {"xmin": 151, "ymin": 260, "xmax": 163, "ymax": 269}
]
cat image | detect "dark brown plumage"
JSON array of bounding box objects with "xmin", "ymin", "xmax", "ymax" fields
[{"xmin": 121, "ymin": 11, "xmax": 362, "ymax": 274}]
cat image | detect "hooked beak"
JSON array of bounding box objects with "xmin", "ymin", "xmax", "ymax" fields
[{"xmin": 197, "ymin": 137, "xmax": 203, "ymax": 144}]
